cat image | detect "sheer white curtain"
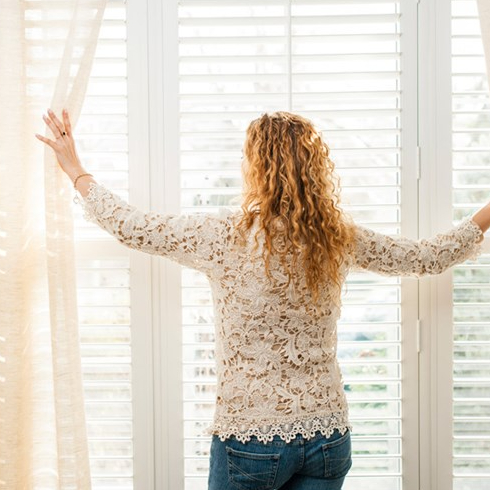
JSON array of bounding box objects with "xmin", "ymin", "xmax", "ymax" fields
[
  {"xmin": 478, "ymin": 0, "xmax": 490, "ymax": 79},
  {"xmin": 0, "ymin": 1, "xmax": 107, "ymax": 487}
]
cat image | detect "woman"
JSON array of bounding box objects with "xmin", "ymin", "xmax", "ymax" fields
[{"xmin": 36, "ymin": 109, "xmax": 488, "ymax": 490}]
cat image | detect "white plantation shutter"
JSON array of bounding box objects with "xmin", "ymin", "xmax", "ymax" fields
[
  {"xmin": 178, "ymin": 1, "xmax": 417, "ymax": 489},
  {"xmin": 452, "ymin": 1, "xmax": 490, "ymax": 488},
  {"xmin": 292, "ymin": 3, "xmax": 407, "ymax": 489},
  {"xmin": 72, "ymin": 1, "xmax": 133, "ymax": 488}
]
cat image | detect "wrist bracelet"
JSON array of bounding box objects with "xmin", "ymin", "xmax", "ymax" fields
[{"xmin": 73, "ymin": 172, "xmax": 93, "ymax": 189}]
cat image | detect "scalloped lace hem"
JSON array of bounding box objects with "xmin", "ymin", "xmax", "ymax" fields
[{"xmin": 205, "ymin": 412, "xmax": 352, "ymax": 444}]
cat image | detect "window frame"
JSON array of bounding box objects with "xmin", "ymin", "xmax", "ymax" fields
[
  {"xmin": 125, "ymin": 0, "xmax": 161, "ymax": 488},
  {"xmin": 127, "ymin": 0, "xmax": 186, "ymax": 488}
]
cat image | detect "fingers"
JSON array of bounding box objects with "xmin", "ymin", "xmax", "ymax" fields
[
  {"xmin": 35, "ymin": 133, "xmax": 57, "ymax": 149},
  {"xmin": 43, "ymin": 112, "xmax": 62, "ymax": 139},
  {"xmin": 62, "ymin": 109, "xmax": 72, "ymax": 137},
  {"xmin": 35, "ymin": 108, "xmax": 72, "ymax": 147},
  {"xmin": 46, "ymin": 108, "xmax": 66, "ymax": 137}
]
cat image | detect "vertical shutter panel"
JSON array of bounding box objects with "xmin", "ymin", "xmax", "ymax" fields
[
  {"xmin": 178, "ymin": 2, "xmax": 403, "ymax": 489},
  {"xmin": 452, "ymin": 1, "xmax": 490, "ymax": 488},
  {"xmin": 72, "ymin": 1, "xmax": 133, "ymax": 488},
  {"xmin": 294, "ymin": 3, "xmax": 404, "ymax": 488}
]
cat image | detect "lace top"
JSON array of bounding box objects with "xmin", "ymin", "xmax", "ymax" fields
[{"xmin": 76, "ymin": 182, "xmax": 484, "ymax": 443}]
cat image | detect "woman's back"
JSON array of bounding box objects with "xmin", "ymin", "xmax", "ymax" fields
[
  {"xmin": 208, "ymin": 210, "xmax": 349, "ymax": 443},
  {"xmin": 78, "ymin": 181, "xmax": 483, "ymax": 445}
]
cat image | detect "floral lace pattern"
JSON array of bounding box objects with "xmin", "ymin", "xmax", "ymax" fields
[
  {"xmin": 77, "ymin": 182, "xmax": 483, "ymax": 443},
  {"xmin": 352, "ymin": 220, "xmax": 483, "ymax": 276}
]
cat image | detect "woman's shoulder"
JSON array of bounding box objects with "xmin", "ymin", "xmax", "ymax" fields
[
  {"xmin": 216, "ymin": 206, "xmax": 242, "ymax": 221},
  {"xmin": 180, "ymin": 207, "xmax": 243, "ymax": 241}
]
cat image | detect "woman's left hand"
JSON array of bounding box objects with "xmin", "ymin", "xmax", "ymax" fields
[{"xmin": 35, "ymin": 108, "xmax": 84, "ymax": 181}]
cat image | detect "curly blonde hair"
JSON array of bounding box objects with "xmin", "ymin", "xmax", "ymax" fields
[{"xmin": 235, "ymin": 111, "xmax": 356, "ymax": 302}]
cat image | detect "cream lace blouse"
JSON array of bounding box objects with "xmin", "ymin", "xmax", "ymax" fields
[{"xmin": 77, "ymin": 182, "xmax": 484, "ymax": 443}]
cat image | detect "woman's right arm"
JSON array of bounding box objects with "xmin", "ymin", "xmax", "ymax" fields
[
  {"xmin": 471, "ymin": 202, "xmax": 490, "ymax": 234},
  {"xmin": 353, "ymin": 217, "xmax": 484, "ymax": 277}
]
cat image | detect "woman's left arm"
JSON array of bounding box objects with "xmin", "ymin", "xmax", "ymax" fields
[
  {"xmin": 76, "ymin": 181, "xmax": 225, "ymax": 271},
  {"xmin": 35, "ymin": 108, "xmax": 96, "ymax": 192},
  {"xmin": 35, "ymin": 109, "xmax": 227, "ymax": 271}
]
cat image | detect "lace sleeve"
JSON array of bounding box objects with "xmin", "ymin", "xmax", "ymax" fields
[
  {"xmin": 352, "ymin": 218, "xmax": 484, "ymax": 277},
  {"xmin": 75, "ymin": 181, "xmax": 229, "ymax": 273}
]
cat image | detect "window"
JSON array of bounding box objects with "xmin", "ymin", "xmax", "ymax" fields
[
  {"xmin": 70, "ymin": 0, "xmax": 490, "ymax": 488},
  {"xmin": 177, "ymin": 1, "xmax": 417, "ymax": 489}
]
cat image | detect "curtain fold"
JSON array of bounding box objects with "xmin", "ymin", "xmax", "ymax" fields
[
  {"xmin": 478, "ymin": 0, "xmax": 490, "ymax": 82},
  {"xmin": 0, "ymin": 1, "xmax": 107, "ymax": 488}
]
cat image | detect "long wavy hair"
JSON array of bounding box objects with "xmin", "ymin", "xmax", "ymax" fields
[{"xmin": 235, "ymin": 111, "xmax": 356, "ymax": 302}]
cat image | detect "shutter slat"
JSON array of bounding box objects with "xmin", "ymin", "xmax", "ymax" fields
[
  {"xmin": 179, "ymin": 0, "xmax": 399, "ymax": 4},
  {"xmin": 179, "ymin": 14, "xmax": 400, "ymax": 26},
  {"xmin": 179, "ymin": 33, "xmax": 401, "ymax": 43},
  {"xmin": 181, "ymin": 53, "xmax": 400, "ymax": 62}
]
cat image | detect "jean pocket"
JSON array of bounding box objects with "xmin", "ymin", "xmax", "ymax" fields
[
  {"xmin": 321, "ymin": 430, "xmax": 352, "ymax": 479},
  {"xmin": 225, "ymin": 446, "xmax": 280, "ymax": 490}
]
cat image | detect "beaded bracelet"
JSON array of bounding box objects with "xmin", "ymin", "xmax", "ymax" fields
[{"xmin": 73, "ymin": 172, "xmax": 93, "ymax": 189}]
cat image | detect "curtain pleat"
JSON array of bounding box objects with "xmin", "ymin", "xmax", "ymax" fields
[
  {"xmin": 0, "ymin": 1, "xmax": 107, "ymax": 488},
  {"xmin": 478, "ymin": 0, "xmax": 490, "ymax": 82}
]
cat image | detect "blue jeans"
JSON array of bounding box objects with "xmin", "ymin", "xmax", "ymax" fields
[{"xmin": 208, "ymin": 429, "xmax": 352, "ymax": 490}]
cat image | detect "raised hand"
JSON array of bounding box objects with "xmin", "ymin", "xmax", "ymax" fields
[{"xmin": 35, "ymin": 108, "xmax": 84, "ymax": 182}]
